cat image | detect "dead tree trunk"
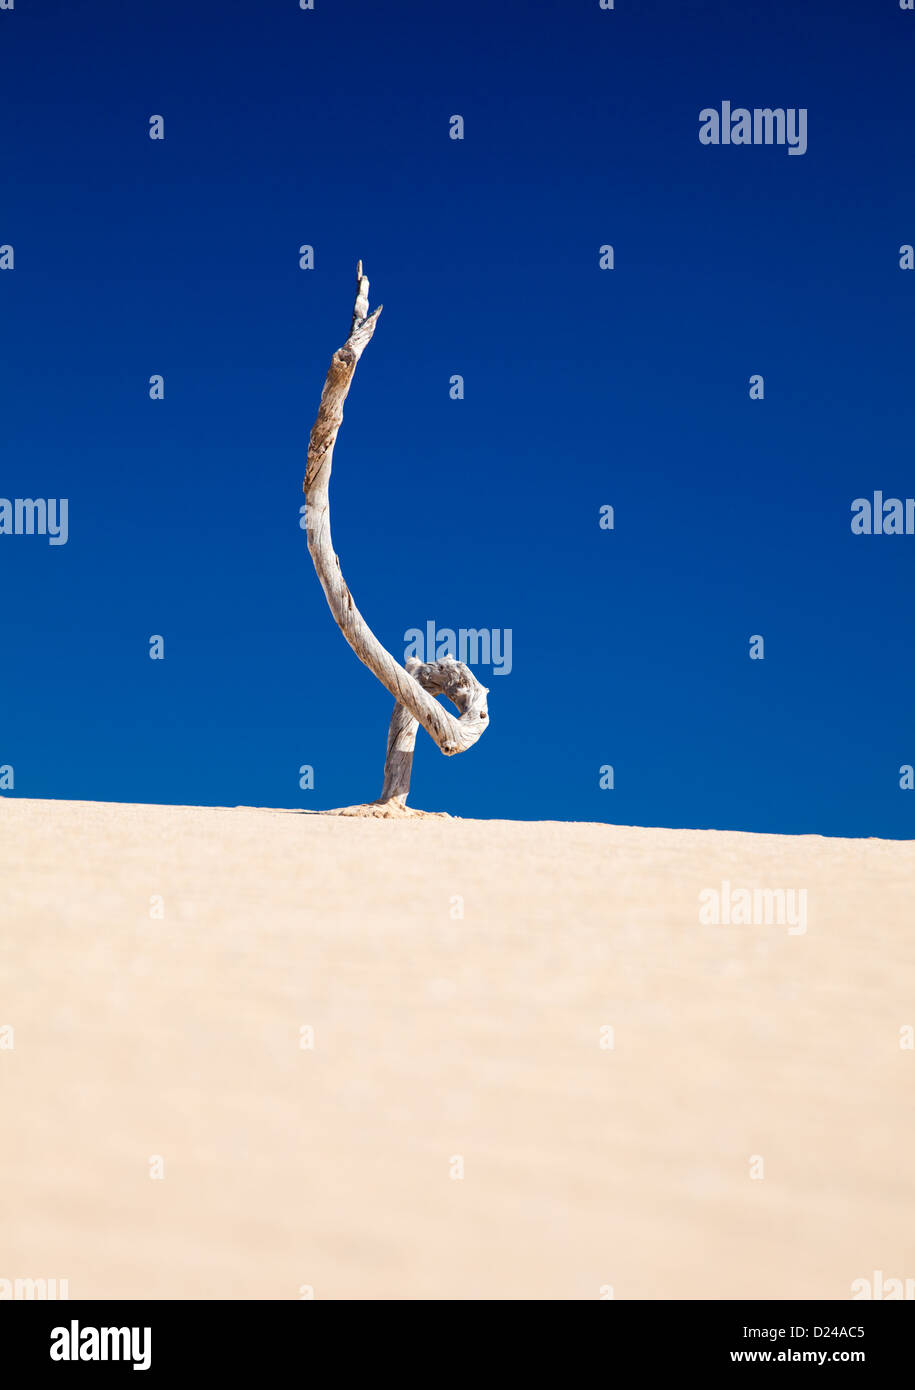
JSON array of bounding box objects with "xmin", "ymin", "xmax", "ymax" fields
[{"xmin": 303, "ymin": 263, "xmax": 489, "ymax": 812}]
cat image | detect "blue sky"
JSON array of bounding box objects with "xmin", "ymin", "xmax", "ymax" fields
[{"xmin": 0, "ymin": 0, "xmax": 913, "ymax": 837}]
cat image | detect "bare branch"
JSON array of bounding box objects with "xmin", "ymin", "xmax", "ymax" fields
[{"xmin": 303, "ymin": 265, "xmax": 490, "ymax": 801}]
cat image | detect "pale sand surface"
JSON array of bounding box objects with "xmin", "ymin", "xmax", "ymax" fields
[{"xmin": 1, "ymin": 796, "xmax": 912, "ymax": 1300}]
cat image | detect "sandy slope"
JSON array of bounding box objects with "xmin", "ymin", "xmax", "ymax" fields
[{"xmin": 0, "ymin": 796, "xmax": 912, "ymax": 1301}]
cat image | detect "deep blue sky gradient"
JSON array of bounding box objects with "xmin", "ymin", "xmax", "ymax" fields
[{"xmin": 1, "ymin": 0, "xmax": 913, "ymax": 836}]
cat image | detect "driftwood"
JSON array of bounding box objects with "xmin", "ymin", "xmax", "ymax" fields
[{"xmin": 303, "ymin": 263, "xmax": 489, "ymax": 812}]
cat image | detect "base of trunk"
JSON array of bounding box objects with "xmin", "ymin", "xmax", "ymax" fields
[{"xmin": 324, "ymin": 800, "xmax": 452, "ymax": 820}]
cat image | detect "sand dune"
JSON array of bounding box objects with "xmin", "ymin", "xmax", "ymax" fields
[{"xmin": 1, "ymin": 795, "xmax": 912, "ymax": 1300}]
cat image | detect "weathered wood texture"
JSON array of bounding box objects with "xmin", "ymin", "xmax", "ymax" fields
[{"xmin": 303, "ymin": 264, "xmax": 489, "ymax": 805}]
